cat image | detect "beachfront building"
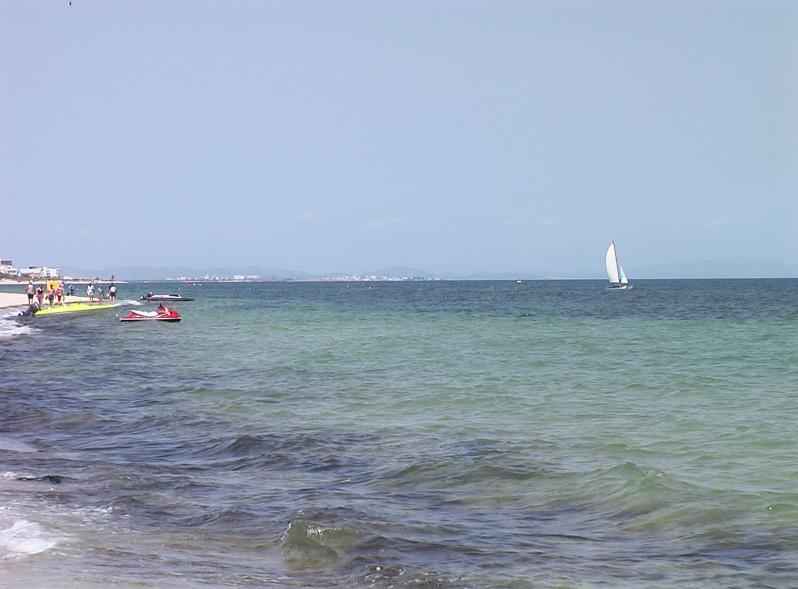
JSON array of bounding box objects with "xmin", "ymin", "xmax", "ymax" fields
[
  {"xmin": 18, "ymin": 266, "xmax": 61, "ymax": 279},
  {"xmin": 0, "ymin": 259, "xmax": 16, "ymax": 275}
]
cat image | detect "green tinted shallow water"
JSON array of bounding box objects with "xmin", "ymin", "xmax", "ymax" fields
[{"xmin": 1, "ymin": 280, "xmax": 797, "ymax": 587}]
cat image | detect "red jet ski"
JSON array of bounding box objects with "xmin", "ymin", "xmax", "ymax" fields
[{"xmin": 120, "ymin": 305, "xmax": 181, "ymax": 322}]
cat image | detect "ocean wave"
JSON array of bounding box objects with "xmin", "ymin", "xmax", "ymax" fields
[
  {"xmin": 188, "ymin": 432, "xmax": 370, "ymax": 475},
  {"xmin": 0, "ymin": 519, "xmax": 59, "ymax": 559},
  {"xmin": 380, "ymin": 457, "xmax": 551, "ymax": 490},
  {"xmin": 0, "ymin": 436, "xmax": 38, "ymax": 453},
  {"xmin": 218, "ymin": 434, "xmax": 271, "ymax": 456},
  {"xmin": 0, "ymin": 310, "xmax": 37, "ymax": 339},
  {"xmin": 280, "ymin": 519, "xmax": 364, "ymax": 567},
  {"xmin": 351, "ymin": 565, "xmax": 464, "ymax": 589}
]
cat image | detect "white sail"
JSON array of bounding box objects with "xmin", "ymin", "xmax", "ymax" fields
[
  {"xmin": 605, "ymin": 242, "xmax": 620, "ymax": 284},
  {"xmin": 619, "ymin": 266, "xmax": 628, "ymax": 285}
]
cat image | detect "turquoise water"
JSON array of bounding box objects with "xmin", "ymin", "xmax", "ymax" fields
[{"xmin": 1, "ymin": 280, "xmax": 797, "ymax": 587}]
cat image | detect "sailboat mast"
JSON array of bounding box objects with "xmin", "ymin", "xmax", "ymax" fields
[{"xmin": 613, "ymin": 241, "xmax": 621, "ymax": 285}]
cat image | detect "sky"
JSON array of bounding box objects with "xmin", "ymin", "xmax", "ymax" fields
[{"xmin": 2, "ymin": 0, "xmax": 797, "ymax": 278}]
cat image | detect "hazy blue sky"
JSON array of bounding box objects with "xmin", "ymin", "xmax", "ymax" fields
[{"xmin": 2, "ymin": 0, "xmax": 796, "ymax": 277}]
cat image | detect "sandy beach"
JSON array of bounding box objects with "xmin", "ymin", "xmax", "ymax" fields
[{"xmin": 0, "ymin": 292, "xmax": 91, "ymax": 309}]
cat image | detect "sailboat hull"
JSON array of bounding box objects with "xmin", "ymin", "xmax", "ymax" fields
[{"xmin": 607, "ymin": 284, "xmax": 632, "ymax": 291}]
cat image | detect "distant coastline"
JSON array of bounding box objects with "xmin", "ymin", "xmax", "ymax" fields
[
  {"xmin": 4, "ymin": 276, "xmax": 798, "ymax": 286},
  {"xmin": 0, "ymin": 277, "xmax": 128, "ymax": 285}
]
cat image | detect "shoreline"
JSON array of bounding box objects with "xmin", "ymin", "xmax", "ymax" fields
[{"xmin": 0, "ymin": 293, "xmax": 92, "ymax": 310}]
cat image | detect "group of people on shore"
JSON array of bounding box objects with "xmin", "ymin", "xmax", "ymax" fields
[
  {"xmin": 25, "ymin": 278, "xmax": 70, "ymax": 308},
  {"xmin": 24, "ymin": 278, "xmax": 117, "ymax": 308},
  {"xmin": 86, "ymin": 278, "xmax": 118, "ymax": 303}
]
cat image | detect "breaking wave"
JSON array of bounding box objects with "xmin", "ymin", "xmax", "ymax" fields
[
  {"xmin": 0, "ymin": 519, "xmax": 59, "ymax": 559},
  {"xmin": 0, "ymin": 310, "xmax": 37, "ymax": 339},
  {"xmin": 280, "ymin": 519, "xmax": 364, "ymax": 567}
]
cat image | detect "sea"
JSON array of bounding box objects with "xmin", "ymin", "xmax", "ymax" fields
[{"xmin": 1, "ymin": 279, "xmax": 797, "ymax": 588}]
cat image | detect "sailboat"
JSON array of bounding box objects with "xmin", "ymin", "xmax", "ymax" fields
[{"xmin": 605, "ymin": 241, "xmax": 632, "ymax": 290}]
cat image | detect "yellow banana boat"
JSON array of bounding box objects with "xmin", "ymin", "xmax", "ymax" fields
[{"xmin": 34, "ymin": 302, "xmax": 116, "ymax": 316}]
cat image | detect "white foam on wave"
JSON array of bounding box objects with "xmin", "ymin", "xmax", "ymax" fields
[
  {"xmin": 0, "ymin": 519, "xmax": 58, "ymax": 558},
  {"xmin": 0, "ymin": 484, "xmax": 120, "ymax": 565},
  {"xmin": 0, "ymin": 309, "xmax": 37, "ymax": 339}
]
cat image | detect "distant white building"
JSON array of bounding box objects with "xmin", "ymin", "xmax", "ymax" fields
[
  {"xmin": 0, "ymin": 259, "xmax": 15, "ymax": 275},
  {"xmin": 19, "ymin": 266, "xmax": 61, "ymax": 279}
]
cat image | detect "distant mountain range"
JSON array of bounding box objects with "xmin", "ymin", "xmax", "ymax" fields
[
  {"xmin": 60, "ymin": 258, "xmax": 798, "ymax": 281},
  {"xmin": 61, "ymin": 265, "xmax": 457, "ymax": 281},
  {"xmin": 632, "ymin": 258, "xmax": 798, "ymax": 279},
  {"xmin": 60, "ymin": 265, "xmax": 544, "ymax": 281},
  {"xmin": 61, "ymin": 266, "xmax": 316, "ymax": 281}
]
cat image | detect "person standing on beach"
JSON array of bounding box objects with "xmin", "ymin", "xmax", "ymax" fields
[
  {"xmin": 98, "ymin": 284, "xmax": 105, "ymax": 302},
  {"xmin": 87, "ymin": 283, "xmax": 95, "ymax": 302},
  {"xmin": 36, "ymin": 287, "xmax": 44, "ymax": 307},
  {"xmin": 25, "ymin": 280, "xmax": 34, "ymax": 305},
  {"xmin": 46, "ymin": 285, "xmax": 55, "ymax": 306},
  {"xmin": 109, "ymin": 282, "xmax": 117, "ymax": 303},
  {"xmin": 56, "ymin": 282, "xmax": 64, "ymax": 305}
]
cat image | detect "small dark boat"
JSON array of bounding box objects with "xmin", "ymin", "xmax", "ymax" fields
[
  {"xmin": 120, "ymin": 305, "xmax": 181, "ymax": 322},
  {"xmin": 140, "ymin": 293, "xmax": 195, "ymax": 302}
]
